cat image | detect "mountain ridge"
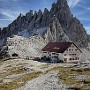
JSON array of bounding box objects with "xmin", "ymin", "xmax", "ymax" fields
[{"xmin": 0, "ymin": 0, "xmax": 88, "ymax": 48}]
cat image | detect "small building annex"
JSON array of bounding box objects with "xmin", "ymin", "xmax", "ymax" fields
[{"xmin": 42, "ymin": 42, "xmax": 82, "ymax": 63}]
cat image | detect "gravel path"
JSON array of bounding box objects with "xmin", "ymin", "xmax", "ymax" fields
[{"xmin": 15, "ymin": 71, "xmax": 68, "ymax": 90}]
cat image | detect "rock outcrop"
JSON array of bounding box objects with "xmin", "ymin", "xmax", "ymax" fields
[
  {"xmin": 45, "ymin": 15, "xmax": 69, "ymax": 42},
  {"xmin": 6, "ymin": 35, "xmax": 46, "ymax": 59}
]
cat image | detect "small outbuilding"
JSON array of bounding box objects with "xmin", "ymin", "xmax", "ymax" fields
[{"xmin": 42, "ymin": 42, "xmax": 82, "ymax": 63}]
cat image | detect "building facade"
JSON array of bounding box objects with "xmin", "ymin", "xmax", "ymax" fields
[{"xmin": 42, "ymin": 42, "xmax": 82, "ymax": 63}]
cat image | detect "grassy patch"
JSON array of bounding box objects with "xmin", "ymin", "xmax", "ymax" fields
[
  {"xmin": 0, "ymin": 57, "xmax": 10, "ymax": 63},
  {"xmin": 7, "ymin": 66, "xmax": 25, "ymax": 74},
  {"xmin": 0, "ymin": 66, "xmax": 25, "ymax": 79},
  {"xmin": 0, "ymin": 71, "xmax": 42, "ymax": 90},
  {"xmin": 82, "ymin": 78, "xmax": 90, "ymax": 84},
  {"xmin": 68, "ymin": 87, "xmax": 81, "ymax": 90},
  {"xmin": 44, "ymin": 66, "xmax": 62, "ymax": 74},
  {"xmin": 40, "ymin": 64, "xmax": 49, "ymax": 69},
  {"xmin": 57, "ymin": 67, "xmax": 90, "ymax": 90},
  {"xmin": 0, "ymin": 59, "xmax": 43, "ymax": 90}
]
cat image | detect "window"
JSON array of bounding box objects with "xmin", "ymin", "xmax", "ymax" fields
[
  {"xmin": 69, "ymin": 58, "xmax": 72, "ymax": 60},
  {"xmin": 69, "ymin": 49, "xmax": 71, "ymax": 51},
  {"xmin": 75, "ymin": 49, "xmax": 78, "ymax": 51},
  {"xmin": 66, "ymin": 49, "xmax": 68, "ymax": 51},
  {"xmin": 75, "ymin": 57, "xmax": 77, "ymax": 60},
  {"xmin": 56, "ymin": 54, "xmax": 59, "ymax": 55},
  {"xmin": 64, "ymin": 58, "xmax": 67, "ymax": 61},
  {"xmin": 69, "ymin": 58, "xmax": 74, "ymax": 60},
  {"xmin": 75, "ymin": 57, "xmax": 79, "ymax": 60},
  {"xmin": 71, "ymin": 46, "xmax": 74, "ymax": 48},
  {"xmin": 52, "ymin": 53, "xmax": 56, "ymax": 54},
  {"xmin": 64, "ymin": 54, "xmax": 67, "ymax": 56},
  {"xmin": 69, "ymin": 54, "xmax": 76, "ymax": 55},
  {"xmin": 43, "ymin": 52, "xmax": 47, "ymax": 53}
]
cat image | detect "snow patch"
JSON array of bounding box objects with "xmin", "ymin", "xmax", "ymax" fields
[
  {"xmin": 17, "ymin": 27, "xmax": 47, "ymax": 38},
  {"xmin": 18, "ymin": 30, "xmax": 30, "ymax": 38}
]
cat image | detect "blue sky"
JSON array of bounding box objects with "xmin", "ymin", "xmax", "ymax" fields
[{"xmin": 0, "ymin": 0, "xmax": 90, "ymax": 34}]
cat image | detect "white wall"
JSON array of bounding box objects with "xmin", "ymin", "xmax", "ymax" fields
[
  {"xmin": 51, "ymin": 52, "xmax": 64, "ymax": 61},
  {"xmin": 42, "ymin": 51, "xmax": 49, "ymax": 58},
  {"xmin": 63, "ymin": 44, "xmax": 81, "ymax": 63},
  {"xmin": 58, "ymin": 53, "xmax": 64, "ymax": 61},
  {"xmin": 42, "ymin": 51, "xmax": 64, "ymax": 62}
]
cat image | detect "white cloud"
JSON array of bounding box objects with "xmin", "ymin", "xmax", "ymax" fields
[
  {"xmin": 0, "ymin": 8, "xmax": 25, "ymax": 21},
  {"xmin": 85, "ymin": 26, "xmax": 90, "ymax": 30},
  {"xmin": 67, "ymin": 0, "xmax": 81, "ymax": 8},
  {"xmin": 78, "ymin": 4, "xmax": 90, "ymax": 10},
  {"xmin": 0, "ymin": 19, "xmax": 14, "ymax": 21},
  {"xmin": 85, "ymin": 26, "xmax": 90, "ymax": 34},
  {"xmin": 72, "ymin": 4, "xmax": 90, "ymax": 16},
  {"xmin": 1, "ymin": 11, "xmax": 16, "ymax": 19},
  {"xmin": 79, "ymin": 18, "xmax": 90, "ymax": 21}
]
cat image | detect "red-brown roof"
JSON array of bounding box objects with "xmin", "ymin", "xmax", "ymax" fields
[{"xmin": 42, "ymin": 42, "xmax": 73, "ymax": 53}]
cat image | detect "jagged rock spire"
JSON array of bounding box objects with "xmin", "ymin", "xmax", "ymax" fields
[
  {"xmin": 26, "ymin": 10, "xmax": 33, "ymax": 20},
  {"xmin": 46, "ymin": 14, "xmax": 69, "ymax": 42},
  {"xmin": 44, "ymin": 8, "xmax": 49, "ymax": 15},
  {"xmin": 38, "ymin": 9, "xmax": 42, "ymax": 17},
  {"xmin": 57, "ymin": 0, "xmax": 67, "ymax": 4},
  {"xmin": 19, "ymin": 13, "xmax": 24, "ymax": 17},
  {"xmin": 52, "ymin": 15, "xmax": 58, "ymax": 22}
]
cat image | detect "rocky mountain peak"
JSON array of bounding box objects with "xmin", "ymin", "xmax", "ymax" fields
[
  {"xmin": 26, "ymin": 10, "xmax": 33, "ymax": 16},
  {"xmin": 47, "ymin": 15, "xmax": 69, "ymax": 42},
  {"xmin": 0, "ymin": 0, "xmax": 89, "ymax": 48},
  {"xmin": 44, "ymin": 8, "xmax": 49, "ymax": 15},
  {"xmin": 33, "ymin": 11, "xmax": 38, "ymax": 20},
  {"xmin": 57, "ymin": 0, "xmax": 68, "ymax": 9},
  {"xmin": 57, "ymin": 0, "xmax": 67, "ymax": 4},
  {"xmin": 38, "ymin": 9, "xmax": 42, "ymax": 17},
  {"xmin": 19, "ymin": 13, "xmax": 24, "ymax": 17}
]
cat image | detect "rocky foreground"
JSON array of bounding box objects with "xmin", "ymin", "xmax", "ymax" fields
[
  {"xmin": 0, "ymin": 59, "xmax": 90, "ymax": 90},
  {"xmin": 15, "ymin": 71, "xmax": 68, "ymax": 90}
]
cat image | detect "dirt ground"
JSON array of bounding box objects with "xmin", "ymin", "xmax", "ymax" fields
[{"xmin": 0, "ymin": 59, "xmax": 90, "ymax": 90}]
